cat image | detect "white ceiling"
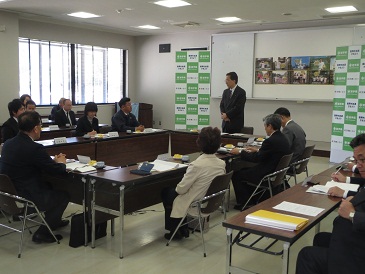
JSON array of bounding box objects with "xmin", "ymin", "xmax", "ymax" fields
[{"xmin": 1, "ymin": 0, "xmax": 365, "ymax": 36}]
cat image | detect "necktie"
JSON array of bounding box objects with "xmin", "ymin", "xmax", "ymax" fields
[
  {"xmin": 229, "ymin": 89, "xmax": 233, "ymax": 98},
  {"xmin": 67, "ymin": 112, "xmax": 72, "ymax": 126}
]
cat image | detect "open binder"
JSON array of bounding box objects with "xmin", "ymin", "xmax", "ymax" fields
[{"xmin": 245, "ymin": 209, "xmax": 309, "ymax": 231}]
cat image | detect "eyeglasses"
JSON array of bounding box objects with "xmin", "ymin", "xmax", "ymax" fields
[{"xmin": 354, "ymin": 158, "xmax": 365, "ymax": 165}]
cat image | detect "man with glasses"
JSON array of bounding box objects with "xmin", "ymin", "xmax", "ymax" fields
[
  {"xmin": 111, "ymin": 97, "xmax": 144, "ymax": 132},
  {"xmin": 0, "ymin": 111, "xmax": 69, "ymax": 243},
  {"xmin": 296, "ymin": 133, "xmax": 365, "ymax": 274}
]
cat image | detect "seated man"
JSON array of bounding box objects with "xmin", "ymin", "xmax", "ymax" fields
[
  {"xmin": 274, "ymin": 107, "xmax": 306, "ymax": 163},
  {"xmin": 230, "ymin": 114, "xmax": 290, "ymax": 209},
  {"xmin": 25, "ymin": 99, "xmax": 37, "ymax": 111},
  {"xmin": 0, "ymin": 111, "xmax": 69, "ymax": 243},
  {"xmin": 111, "ymin": 97, "xmax": 144, "ymax": 132},
  {"xmin": 296, "ymin": 133, "xmax": 365, "ymax": 274},
  {"xmin": 50, "ymin": 97, "xmax": 65, "ymax": 120},
  {"xmin": 1, "ymin": 99, "xmax": 25, "ymax": 143},
  {"xmin": 161, "ymin": 127, "xmax": 226, "ymax": 240},
  {"xmin": 54, "ymin": 99, "xmax": 77, "ymax": 127}
]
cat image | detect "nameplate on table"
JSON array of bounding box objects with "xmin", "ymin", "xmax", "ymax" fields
[
  {"xmin": 49, "ymin": 125, "xmax": 59, "ymax": 130},
  {"xmin": 54, "ymin": 137, "xmax": 67, "ymax": 145},
  {"xmin": 41, "ymin": 118, "xmax": 49, "ymax": 123},
  {"xmin": 108, "ymin": 131, "xmax": 119, "ymax": 138}
]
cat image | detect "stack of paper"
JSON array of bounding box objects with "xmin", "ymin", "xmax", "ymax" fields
[
  {"xmin": 66, "ymin": 162, "xmax": 96, "ymax": 173},
  {"xmin": 306, "ymin": 180, "xmax": 359, "ymax": 195},
  {"xmin": 245, "ymin": 209, "xmax": 309, "ymax": 231},
  {"xmin": 150, "ymin": 159, "xmax": 187, "ymax": 172}
]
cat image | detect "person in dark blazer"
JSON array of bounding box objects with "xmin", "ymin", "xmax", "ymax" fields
[
  {"xmin": 49, "ymin": 97, "xmax": 65, "ymax": 120},
  {"xmin": 75, "ymin": 102, "xmax": 100, "ymax": 136},
  {"xmin": 296, "ymin": 135, "xmax": 365, "ymax": 274},
  {"xmin": 54, "ymin": 99, "xmax": 77, "ymax": 127},
  {"xmin": 0, "ymin": 111, "xmax": 69, "ymax": 243},
  {"xmin": 230, "ymin": 114, "xmax": 290, "ymax": 209},
  {"xmin": 1, "ymin": 99, "xmax": 25, "ymax": 143},
  {"xmin": 111, "ymin": 97, "xmax": 144, "ymax": 132},
  {"xmin": 274, "ymin": 107, "xmax": 306, "ymax": 163},
  {"xmin": 220, "ymin": 72, "xmax": 246, "ymax": 134}
]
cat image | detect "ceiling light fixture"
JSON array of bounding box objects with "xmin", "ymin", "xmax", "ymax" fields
[
  {"xmin": 136, "ymin": 25, "xmax": 161, "ymax": 30},
  {"xmin": 215, "ymin": 17, "xmax": 242, "ymax": 23},
  {"xmin": 325, "ymin": 6, "xmax": 357, "ymax": 13},
  {"xmin": 154, "ymin": 0, "xmax": 191, "ymax": 8},
  {"xmin": 67, "ymin": 12, "xmax": 101, "ymax": 18}
]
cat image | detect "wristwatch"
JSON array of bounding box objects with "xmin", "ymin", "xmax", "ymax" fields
[{"xmin": 349, "ymin": 211, "xmax": 355, "ymax": 223}]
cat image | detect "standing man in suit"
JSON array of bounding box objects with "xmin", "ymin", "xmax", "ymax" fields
[
  {"xmin": 274, "ymin": 107, "xmax": 306, "ymax": 163},
  {"xmin": 220, "ymin": 72, "xmax": 246, "ymax": 134},
  {"xmin": 54, "ymin": 99, "xmax": 76, "ymax": 127},
  {"xmin": 0, "ymin": 111, "xmax": 69, "ymax": 243},
  {"xmin": 296, "ymin": 133, "xmax": 365, "ymax": 274},
  {"xmin": 111, "ymin": 97, "xmax": 144, "ymax": 132},
  {"xmin": 1, "ymin": 99, "xmax": 25, "ymax": 143},
  {"xmin": 230, "ymin": 114, "xmax": 290, "ymax": 209}
]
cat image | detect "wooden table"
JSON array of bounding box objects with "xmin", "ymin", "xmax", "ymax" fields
[{"xmin": 223, "ymin": 169, "xmax": 341, "ymax": 274}]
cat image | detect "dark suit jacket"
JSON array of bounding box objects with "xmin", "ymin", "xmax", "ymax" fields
[
  {"xmin": 327, "ymin": 190, "xmax": 365, "ymax": 274},
  {"xmin": 111, "ymin": 110, "xmax": 140, "ymax": 132},
  {"xmin": 282, "ymin": 120, "xmax": 306, "ymax": 163},
  {"xmin": 239, "ymin": 130, "xmax": 291, "ymax": 183},
  {"xmin": 347, "ymin": 177, "xmax": 365, "ymax": 197},
  {"xmin": 220, "ymin": 85, "xmax": 246, "ymax": 133},
  {"xmin": 75, "ymin": 116, "xmax": 99, "ymax": 136},
  {"xmin": 1, "ymin": 117, "xmax": 19, "ymax": 143},
  {"xmin": 54, "ymin": 109, "xmax": 77, "ymax": 127},
  {"xmin": 49, "ymin": 105, "xmax": 61, "ymax": 120},
  {"xmin": 0, "ymin": 132, "xmax": 66, "ymax": 209}
]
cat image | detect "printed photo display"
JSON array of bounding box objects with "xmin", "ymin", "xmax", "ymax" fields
[{"xmin": 255, "ymin": 55, "xmax": 335, "ymax": 84}]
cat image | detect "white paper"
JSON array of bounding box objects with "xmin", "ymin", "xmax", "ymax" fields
[
  {"xmin": 150, "ymin": 159, "xmax": 187, "ymax": 172},
  {"xmin": 273, "ymin": 201, "xmax": 324, "ymax": 217},
  {"xmin": 66, "ymin": 162, "xmax": 96, "ymax": 173},
  {"xmin": 306, "ymin": 181, "xmax": 360, "ymax": 195}
]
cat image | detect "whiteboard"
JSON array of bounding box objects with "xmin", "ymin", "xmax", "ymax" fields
[{"xmin": 211, "ymin": 33, "xmax": 254, "ymax": 98}]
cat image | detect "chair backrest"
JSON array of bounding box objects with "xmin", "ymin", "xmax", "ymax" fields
[
  {"xmin": 200, "ymin": 171, "xmax": 233, "ymax": 214},
  {"xmin": 0, "ymin": 174, "xmax": 23, "ymax": 215},
  {"xmin": 269, "ymin": 153, "xmax": 293, "ymax": 187},
  {"xmin": 293, "ymin": 145, "xmax": 315, "ymax": 174},
  {"xmin": 99, "ymin": 126, "xmax": 113, "ymax": 134},
  {"xmin": 241, "ymin": 126, "xmax": 254, "ymax": 135}
]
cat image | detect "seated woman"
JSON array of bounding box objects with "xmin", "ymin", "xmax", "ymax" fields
[
  {"xmin": 161, "ymin": 127, "xmax": 226, "ymax": 240},
  {"xmin": 75, "ymin": 102, "xmax": 100, "ymax": 137}
]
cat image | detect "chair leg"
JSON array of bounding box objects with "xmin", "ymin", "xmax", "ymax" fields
[
  {"xmin": 242, "ymin": 183, "xmax": 261, "ymax": 210},
  {"xmin": 111, "ymin": 218, "xmax": 115, "ymax": 236},
  {"xmin": 197, "ymin": 211, "xmax": 206, "ymax": 257},
  {"xmin": 294, "ymin": 174, "xmax": 297, "ymax": 185},
  {"xmin": 166, "ymin": 217, "xmax": 185, "ymax": 246},
  {"xmin": 1, "ymin": 210, "xmax": 11, "ymax": 223}
]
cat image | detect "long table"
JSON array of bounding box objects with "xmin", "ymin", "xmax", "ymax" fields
[{"xmin": 223, "ymin": 167, "xmax": 343, "ymax": 274}]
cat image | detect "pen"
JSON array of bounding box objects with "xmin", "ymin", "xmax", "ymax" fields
[{"xmin": 334, "ymin": 166, "xmax": 342, "ymax": 175}]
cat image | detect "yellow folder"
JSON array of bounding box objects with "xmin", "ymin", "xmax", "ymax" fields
[{"xmin": 245, "ymin": 209, "xmax": 309, "ymax": 231}]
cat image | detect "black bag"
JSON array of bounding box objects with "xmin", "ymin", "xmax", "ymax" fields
[{"xmin": 69, "ymin": 213, "xmax": 107, "ymax": 248}]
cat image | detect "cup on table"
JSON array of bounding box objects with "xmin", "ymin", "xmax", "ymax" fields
[
  {"xmin": 181, "ymin": 155, "xmax": 189, "ymax": 163},
  {"xmin": 95, "ymin": 161, "xmax": 105, "ymax": 168},
  {"xmin": 237, "ymin": 142, "xmax": 244, "ymax": 147},
  {"xmin": 126, "ymin": 130, "xmax": 132, "ymax": 134}
]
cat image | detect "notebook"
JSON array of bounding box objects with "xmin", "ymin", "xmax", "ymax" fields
[{"xmin": 130, "ymin": 163, "xmax": 154, "ymax": 176}]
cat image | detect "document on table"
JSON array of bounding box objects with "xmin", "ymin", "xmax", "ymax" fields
[
  {"xmin": 66, "ymin": 162, "xmax": 96, "ymax": 173},
  {"xmin": 150, "ymin": 159, "xmax": 187, "ymax": 172},
  {"xmin": 273, "ymin": 201, "xmax": 324, "ymax": 217},
  {"xmin": 306, "ymin": 180, "xmax": 359, "ymax": 195}
]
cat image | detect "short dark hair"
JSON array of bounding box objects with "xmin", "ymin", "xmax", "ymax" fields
[
  {"xmin": 274, "ymin": 107, "xmax": 290, "ymax": 117},
  {"xmin": 226, "ymin": 72, "xmax": 238, "ymax": 84},
  {"xmin": 20, "ymin": 94, "xmax": 31, "ymax": 105},
  {"xmin": 119, "ymin": 97, "xmax": 131, "ymax": 108},
  {"xmin": 263, "ymin": 114, "xmax": 282, "ymax": 131},
  {"xmin": 18, "ymin": 111, "xmax": 41, "ymax": 132},
  {"xmin": 196, "ymin": 127, "xmax": 221, "ymax": 154},
  {"xmin": 8, "ymin": 99, "xmax": 23, "ymax": 117},
  {"xmin": 84, "ymin": 102, "xmax": 98, "ymax": 115},
  {"xmin": 350, "ymin": 134, "xmax": 365, "ymax": 149},
  {"xmin": 25, "ymin": 100, "xmax": 36, "ymax": 108}
]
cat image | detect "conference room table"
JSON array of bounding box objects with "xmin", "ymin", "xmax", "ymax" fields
[{"xmin": 223, "ymin": 166, "xmax": 346, "ymax": 274}]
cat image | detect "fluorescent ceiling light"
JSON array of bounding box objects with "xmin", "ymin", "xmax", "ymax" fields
[
  {"xmin": 215, "ymin": 17, "xmax": 242, "ymax": 23},
  {"xmin": 154, "ymin": 0, "xmax": 191, "ymax": 8},
  {"xmin": 136, "ymin": 25, "xmax": 161, "ymax": 30},
  {"xmin": 325, "ymin": 6, "xmax": 357, "ymax": 13},
  {"xmin": 67, "ymin": 12, "xmax": 101, "ymax": 18}
]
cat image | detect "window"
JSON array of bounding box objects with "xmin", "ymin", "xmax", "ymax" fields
[{"xmin": 19, "ymin": 38, "xmax": 126, "ymax": 105}]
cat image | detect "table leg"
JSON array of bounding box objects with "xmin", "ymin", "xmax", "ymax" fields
[
  {"xmin": 282, "ymin": 242, "xmax": 290, "ymax": 274},
  {"xmin": 315, "ymin": 222, "xmax": 320, "ymax": 234},
  {"xmin": 226, "ymin": 228, "xmax": 233, "ymax": 274},
  {"xmin": 119, "ymin": 185, "xmax": 125, "ymax": 259},
  {"xmin": 91, "ymin": 179, "xmax": 96, "ymax": 248},
  {"xmin": 81, "ymin": 176, "xmax": 88, "ymax": 246}
]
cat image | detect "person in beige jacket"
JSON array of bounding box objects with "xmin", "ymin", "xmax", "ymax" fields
[{"xmin": 161, "ymin": 127, "xmax": 226, "ymax": 240}]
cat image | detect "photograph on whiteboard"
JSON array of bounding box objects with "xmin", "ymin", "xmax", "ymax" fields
[
  {"xmin": 310, "ymin": 56, "xmax": 330, "ymax": 71},
  {"xmin": 256, "ymin": 71, "xmax": 272, "ymax": 84},
  {"xmin": 309, "ymin": 70, "xmax": 330, "ymax": 84},
  {"xmin": 255, "ymin": 58, "xmax": 273, "ymax": 70},
  {"xmin": 291, "ymin": 70, "xmax": 308, "ymax": 84},
  {"xmin": 272, "ymin": 70, "xmax": 289, "ymax": 84},
  {"xmin": 291, "ymin": 56, "xmax": 310, "ymax": 70},
  {"xmin": 274, "ymin": 57, "xmax": 291, "ymax": 70}
]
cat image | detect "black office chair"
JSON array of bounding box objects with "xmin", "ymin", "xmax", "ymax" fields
[
  {"xmin": 286, "ymin": 145, "xmax": 315, "ymax": 185},
  {"xmin": 241, "ymin": 153, "xmax": 293, "ymax": 210},
  {"xmin": 241, "ymin": 126, "xmax": 254, "ymax": 135},
  {"xmin": 99, "ymin": 126, "xmax": 113, "ymax": 134},
  {"xmin": 166, "ymin": 171, "xmax": 233, "ymax": 257},
  {"xmin": 0, "ymin": 174, "xmax": 60, "ymax": 258}
]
